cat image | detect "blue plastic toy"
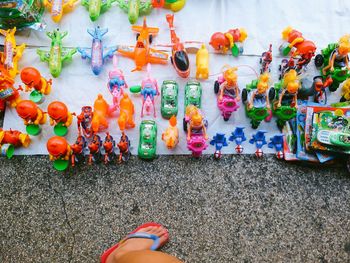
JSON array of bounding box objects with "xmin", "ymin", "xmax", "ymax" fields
[
  {"xmin": 78, "ymin": 27, "xmax": 117, "ymax": 75},
  {"xmin": 229, "ymin": 127, "xmax": 246, "ymax": 153},
  {"xmin": 268, "ymin": 134, "xmax": 284, "ymax": 159},
  {"xmin": 249, "ymin": 130, "xmax": 267, "ymax": 158},
  {"xmin": 210, "ymin": 133, "xmax": 228, "ymax": 159}
]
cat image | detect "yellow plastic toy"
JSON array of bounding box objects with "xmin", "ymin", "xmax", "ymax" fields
[
  {"xmin": 44, "ymin": 0, "xmax": 78, "ymax": 23},
  {"xmin": 341, "ymin": 78, "xmax": 350, "ymax": 102},
  {"xmin": 0, "ymin": 27, "xmax": 26, "ymax": 79},
  {"xmin": 162, "ymin": 115, "xmax": 179, "ymax": 149},
  {"xmin": 196, "ymin": 44, "xmax": 209, "ymax": 80},
  {"xmin": 277, "ymin": 69, "xmax": 300, "ymax": 108}
]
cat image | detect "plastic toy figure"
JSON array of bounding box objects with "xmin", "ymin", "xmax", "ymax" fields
[
  {"xmin": 20, "ymin": 67, "xmax": 52, "ymax": 104},
  {"xmin": 213, "ymin": 66, "xmax": 240, "ymax": 121},
  {"xmin": 162, "ymin": 115, "xmax": 179, "ymax": 149},
  {"xmin": 103, "ymin": 132, "xmax": 115, "ymax": 164},
  {"xmin": 229, "ymin": 127, "xmax": 246, "ymax": 154},
  {"xmin": 91, "ymin": 94, "xmax": 112, "ymax": 133},
  {"xmin": 0, "ymin": 27, "xmax": 26, "ymax": 78},
  {"xmin": 16, "ymin": 100, "xmax": 47, "ymax": 136},
  {"xmin": 44, "ymin": 0, "xmax": 78, "ymax": 23},
  {"xmin": 311, "ymin": 76, "xmax": 333, "ymax": 105},
  {"xmin": 130, "ymin": 63, "xmax": 159, "ymax": 117},
  {"xmin": 77, "ymin": 106, "xmax": 93, "ymax": 138},
  {"xmin": 315, "ymin": 35, "xmax": 350, "ymax": 92},
  {"xmin": 161, "ymin": 80, "xmax": 178, "ymax": 119},
  {"xmin": 209, "ymin": 28, "xmax": 247, "ymax": 57},
  {"xmin": 88, "ymin": 134, "xmax": 102, "ymax": 165},
  {"xmin": 118, "ymin": 93, "xmax": 135, "ymax": 131},
  {"xmin": 210, "ymin": 133, "xmax": 228, "ymax": 159},
  {"xmin": 117, "ymin": 17, "xmax": 168, "ymax": 71},
  {"xmin": 152, "ymin": 0, "xmax": 186, "ymax": 11},
  {"xmin": 138, "ymin": 120, "xmax": 157, "ymax": 160},
  {"xmin": 280, "ymin": 27, "xmax": 316, "ymax": 72},
  {"xmin": 117, "ymin": 0, "xmax": 152, "ymax": 24},
  {"xmin": 165, "ymin": 14, "xmax": 190, "ymax": 78},
  {"xmin": 0, "ymin": 129, "xmax": 31, "ymax": 158},
  {"xmin": 242, "ymin": 73, "xmax": 272, "ymax": 129},
  {"xmin": 117, "ymin": 131, "xmax": 131, "ymax": 163},
  {"xmin": 270, "ymin": 70, "xmax": 299, "ymax": 130},
  {"xmin": 196, "ymin": 44, "xmax": 209, "ymax": 80},
  {"xmin": 70, "ymin": 135, "xmax": 86, "ymax": 167},
  {"xmin": 185, "ymin": 105, "xmax": 208, "ymax": 158},
  {"xmin": 82, "ymin": 0, "xmax": 116, "ymax": 21},
  {"xmin": 47, "ymin": 101, "xmax": 74, "ymax": 136},
  {"xmin": 78, "ymin": 27, "xmax": 117, "ymax": 75},
  {"xmin": 183, "ymin": 81, "xmax": 202, "ymax": 130},
  {"xmin": 47, "ymin": 136, "xmax": 71, "ymax": 171},
  {"xmin": 0, "ymin": 65, "xmax": 22, "ymax": 112},
  {"xmin": 268, "ymin": 134, "xmax": 284, "ymax": 159},
  {"xmin": 260, "ymin": 44, "xmax": 272, "ymax": 74},
  {"xmin": 37, "ymin": 29, "xmax": 77, "ymax": 78},
  {"xmin": 249, "ymin": 130, "xmax": 267, "ymax": 158}
]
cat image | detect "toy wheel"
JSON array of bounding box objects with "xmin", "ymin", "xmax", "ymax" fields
[
  {"xmin": 340, "ymin": 96, "xmax": 347, "ymax": 102},
  {"xmin": 136, "ymin": 33, "xmax": 140, "ymax": 41},
  {"xmin": 278, "ymin": 64, "xmax": 282, "ymax": 71},
  {"xmin": 149, "ymin": 34, "xmax": 153, "ymax": 44},
  {"xmin": 259, "ymin": 57, "xmax": 262, "ymax": 64},
  {"xmin": 183, "ymin": 117, "xmax": 187, "ymax": 132},
  {"xmin": 214, "ymin": 81, "xmax": 220, "ymax": 94},
  {"xmin": 329, "ymin": 82, "xmax": 339, "ymax": 92},
  {"xmin": 251, "ymin": 121, "xmax": 259, "ymax": 129},
  {"xmin": 170, "ymin": 56, "xmax": 173, "ymax": 64},
  {"xmin": 268, "ymin": 87, "xmax": 276, "ymax": 101},
  {"xmin": 277, "ymin": 120, "xmax": 285, "ymax": 131},
  {"xmin": 314, "ymin": 54, "xmax": 324, "ymax": 68},
  {"xmin": 242, "ymin": 88, "xmax": 248, "ymax": 103},
  {"xmin": 223, "ymin": 116, "xmax": 230, "ymax": 121}
]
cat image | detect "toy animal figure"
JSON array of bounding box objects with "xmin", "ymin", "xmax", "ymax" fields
[
  {"xmin": 196, "ymin": 44, "xmax": 209, "ymax": 80},
  {"xmin": 44, "ymin": 0, "xmax": 78, "ymax": 23},
  {"xmin": 214, "ymin": 66, "xmax": 240, "ymax": 121},
  {"xmin": 117, "ymin": 131, "xmax": 131, "ymax": 163},
  {"xmin": 152, "ymin": 0, "xmax": 186, "ymax": 11},
  {"xmin": 165, "ymin": 13, "xmax": 190, "ymax": 78},
  {"xmin": 162, "ymin": 115, "xmax": 179, "ymax": 149},
  {"xmin": 117, "ymin": 17, "xmax": 168, "ymax": 71},
  {"xmin": 0, "ymin": 27, "xmax": 26, "ymax": 78},
  {"xmin": 268, "ymin": 134, "xmax": 284, "ymax": 159},
  {"xmin": 48, "ymin": 101, "xmax": 74, "ymax": 136},
  {"xmin": 0, "ymin": 65, "xmax": 21, "ymax": 112},
  {"xmin": 91, "ymin": 94, "xmax": 112, "ymax": 133},
  {"xmin": 260, "ymin": 44, "xmax": 272, "ymax": 74},
  {"xmin": 82, "ymin": 0, "xmax": 116, "ymax": 21},
  {"xmin": 210, "ymin": 133, "xmax": 228, "ymax": 159},
  {"xmin": 229, "ymin": 127, "xmax": 246, "ymax": 153},
  {"xmin": 20, "ymin": 67, "xmax": 52, "ymax": 103},
  {"xmin": 103, "ymin": 132, "xmax": 115, "ymax": 164},
  {"xmin": 70, "ymin": 135, "xmax": 86, "ymax": 167},
  {"xmin": 37, "ymin": 29, "xmax": 77, "ymax": 78},
  {"xmin": 209, "ymin": 28, "xmax": 247, "ymax": 57},
  {"xmin": 77, "ymin": 106, "xmax": 94, "ymax": 138},
  {"xmin": 78, "ymin": 27, "xmax": 117, "ymax": 75},
  {"xmin": 0, "ymin": 129, "xmax": 31, "ymax": 148},
  {"xmin": 16, "ymin": 100, "xmax": 47, "ymax": 136},
  {"xmin": 88, "ymin": 134, "xmax": 102, "ymax": 165},
  {"xmin": 117, "ymin": 0, "xmax": 152, "ymax": 24},
  {"xmin": 249, "ymin": 130, "xmax": 267, "ymax": 158},
  {"xmin": 47, "ymin": 136, "xmax": 71, "ymax": 171},
  {"xmin": 118, "ymin": 93, "xmax": 135, "ymax": 131}
]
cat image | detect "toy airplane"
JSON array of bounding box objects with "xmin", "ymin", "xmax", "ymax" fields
[
  {"xmin": 82, "ymin": 0, "xmax": 116, "ymax": 21},
  {"xmin": 117, "ymin": 17, "xmax": 168, "ymax": 72},
  {"xmin": 37, "ymin": 29, "xmax": 77, "ymax": 78},
  {"xmin": 117, "ymin": 0, "xmax": 153, "ymax": 24},
  {"xmin": 44, "ymin": 0, "xmax": 78, "ymax": 23},
  {"xmin": 0, "ymin": 27, "xmax": 26, "ymax": 79},
  {"xmin": 78, "ymin": 27, "xmax": 117, "ymax": 75}
]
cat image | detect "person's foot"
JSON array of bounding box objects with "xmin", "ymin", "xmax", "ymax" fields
[{"xmin": 106, "ymin": 225, "xmax": 169, "ymax": 263}]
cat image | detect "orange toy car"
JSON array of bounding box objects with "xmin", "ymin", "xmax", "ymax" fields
[
  {"xmin": 16, "ymin": 100, "xmax": 47, "ymax": 135},
  {"xmin": 118, "ymin": 93, "xmax": 135, "ymax": 131},
  {"xmin": 47, "ymin": 101, "xmax": 74, "ymax": 136}
]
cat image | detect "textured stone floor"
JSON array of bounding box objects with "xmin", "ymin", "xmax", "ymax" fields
[{"xmin": 0, "ymin": 155, "xmax": 350, "ymax": 263}]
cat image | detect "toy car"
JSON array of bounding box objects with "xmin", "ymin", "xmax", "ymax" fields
[
  {"xmin": 138, "ymin": 120, "xmax": 157, "ymax": 160},
  {"xmin": 183, "ymin": 81, "xmax": 202, "ymax": 130},
  {"xmin": 161, "ymin": 80, "xmax": 179, "ymax": 119}
]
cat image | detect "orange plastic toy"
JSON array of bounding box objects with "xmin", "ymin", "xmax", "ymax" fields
[
  {"xmin": 117, "ymin": 17, "xmax": 168, "ymax": 71},
  {"xmin": 209, "ymin": 28, "xmax": 247, "ymax": 56},
  {"xmin": 47, "ymin": 136, "xmax": 71, "ymax": 171},
  {"xmin": 162, "ymin": 115, "xmax": 179, "ymax": 149},
  {"xmin": 47, "ymin": 101, "xmax": 74, "ymax": 136},
  {"xmin": 118, "ymin": 93, "xmax": 135, "ymax": 131},
  {"xmin": 20, "ymin": 67, "xmax": 52, "ymax": 103},
  {"xmin": 91, "ymin": 94, "xmax": 111, "ymax": 133},
  {"xmin": 0, "ymin": 129, "xmax": 31, "ymax": 148},
  {"xmin": 16, "ymin": 100, "xmax": 47, "ymax": 136},
  {"xmin": 0, "ymin": 65, "xmax": 21, "ymax": 112}
]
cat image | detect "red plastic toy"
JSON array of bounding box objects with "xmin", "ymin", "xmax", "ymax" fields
[
  {"xmin": 117, "ymin": 131, "xmax": 131, "ymax": 163},
  {"xmin": 70, "ymin": 135, "xmax": 86, "ymax": 167},
  {"xmin": 0, "ymin": 129, "xmax": 31, "ymax": 158},
  {"xmin": 16, "ymin": 100, "xmax": 47, "ymax": 136},
  {"xmin": 103, "ymin": 132, "xmax": 115, "ymax": 164},
  {"xmin": 47, "ymin": 136, "xmax": 71, "ymax": 171},
  {"xmin": 88, "ymin": 134, "xmax": 102, "ymax": 165},
  {"xmin": 209, "ymin": 28, "xmax": 247, "ymax": 57},
  {"xmin": 47, "ymin": 101, "xmax": 74, "ymax": 136},
  {"xmin": 77, "ymin": 106, "xmax": 93, "ymax": 138}
]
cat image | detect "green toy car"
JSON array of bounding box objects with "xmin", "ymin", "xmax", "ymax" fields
[
  {"xmin": 314, "ymin": 43, "xmax": 350, "ymax": 92},
  {"xmin": 138, "ymin": 120, "xmax": 157, "ymax": 160},
  {"xmin": 183, "ymin": 81, "xmax": 202, "ymax": 131},
  {"xmin": 161, "ymin": 80, "xmax": 179, "ymax": 119}
]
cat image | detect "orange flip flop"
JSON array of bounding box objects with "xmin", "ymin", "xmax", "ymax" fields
[{"xmin": 100, "ymin": 222, "xmax": 169, "ymax": 263}]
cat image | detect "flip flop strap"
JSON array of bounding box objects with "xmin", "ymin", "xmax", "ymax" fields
[{"xmin": 125, "ymin": 232, "xmax": 160, "ymax": 251}]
